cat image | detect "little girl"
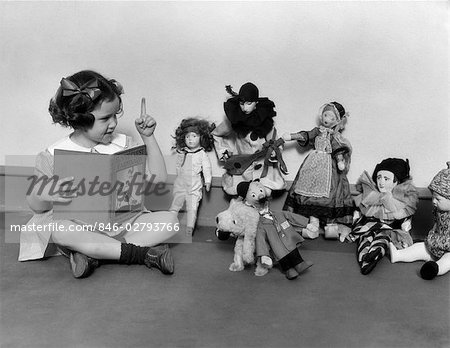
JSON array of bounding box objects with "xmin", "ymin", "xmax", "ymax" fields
[
  {"xmin": 390, "ymin": 162, "xmax": 450, "ymax": 280},
  {"xmin": 212, "ymin": 82, "xmax": 286, "ymax": 196},
  {"xmin": 169, "ymin": 118, "xmax": 214, "ymax": 236},
  {"xmin": 345, "ymin": 158, "xmax": 418, "ymax": 275},
  {"xmin": 282, "ymin": 102, "xmax": 353, "ymax": 239},
  {"xmin": 20, "ymin": 70, "xmax": 179, "ymax": 278}
]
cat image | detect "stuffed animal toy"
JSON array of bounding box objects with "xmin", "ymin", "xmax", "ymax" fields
[
  {"xmin": 236, "ymin": 180, "xmax": 314, "ymax": 280},
  {"xmin": 215, "ymin": 199, "xmax": 265, "ymax": 273}
]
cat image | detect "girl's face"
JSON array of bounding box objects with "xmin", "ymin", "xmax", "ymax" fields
[
  {"xmin": 431, "ymin": 192, "xmax": 450, "ymax": 212},
  {"xmin": 78, "ymin": 97, "xmax": 121, "ymax": 147},
  {"xmin": 240, "ymin": 101, "xmax": 257, "ymax": 115},
  {"xmin": 376, "ymin": 170, "xmax": 397, "ymax": 193},
  {"xmin": 321, "ymin": 110, "xmax": 339, "ymax": 128},
  {"xmin": 185, "ymin": 131, "xmax": 201, "ymax": 150}
]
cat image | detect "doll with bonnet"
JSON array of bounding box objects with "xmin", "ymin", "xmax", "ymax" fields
[
  {"xmin": 212, "ymin": 82, "xmax": 286, "ymax": 196},
  {"xmin": 282, "ymin": 102, "xmax": 354, "ymax": 239},
  {"xmin": 390, "ymin": 162, "xmax": 450, "ymax": 280}
]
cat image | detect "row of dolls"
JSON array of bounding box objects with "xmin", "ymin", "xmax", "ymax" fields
[{"xmin": 170, "ymin": 82, "xmax": 450, "ymax": 280}]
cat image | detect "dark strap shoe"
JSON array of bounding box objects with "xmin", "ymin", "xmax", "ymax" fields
[
  {"xmin": 144, "ymin": 246, "xmax": 174, "ymax": 275},
  {"xmin": 69, "ymin": 252, "xmax": 99, "ymax": 279}
]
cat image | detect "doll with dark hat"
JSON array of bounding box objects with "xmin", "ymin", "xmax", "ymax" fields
[
  {"xmin": 343, "ymin": 158, "xmax": 418, "ymax": 275},
  {"xmin": 237, "ymin": 180, "xmax": 313, "ymax": 280},
  {"xmin": 390, "ymin": 162, "xmax": 450, "ymax": 280},
  {"xmin": 212, "ymin": 82, "xmax": 286, "ymax": 196},
  {"xmin": 282, "ymin": 102, "xmax": 354, "ymax": 240}
]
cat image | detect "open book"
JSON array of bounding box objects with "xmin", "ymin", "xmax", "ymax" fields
[{"xmin": 53, "ymin": 145, "xmax": 147, "ymax": 226}]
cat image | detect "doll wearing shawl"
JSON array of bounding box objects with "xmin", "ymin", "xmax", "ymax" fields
[{"xmin": 282, "ymin": 102, "xmax": 354, "ymax": 239}]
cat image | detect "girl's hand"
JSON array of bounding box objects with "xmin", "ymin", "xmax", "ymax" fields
[
  {"xmin": 38, "ymin": 176, "xmax": 77, "ymax": 203},
  {"xmin": 205, "ymin": 183, "xmax": 211, "ymax": 192},
  {"xmin": 135, "ymin": 98, "xmax": 157, "ymax": 137}
]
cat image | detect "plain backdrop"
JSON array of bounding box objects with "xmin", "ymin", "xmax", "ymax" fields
[{"xmin": 1, "ymin": 1, "xmax": 448, "ymax": 187}]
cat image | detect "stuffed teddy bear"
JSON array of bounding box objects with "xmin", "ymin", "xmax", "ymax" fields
[
  {"xmin": 236, "ymin": 180, "xmax": 314, "ymax": 280},
  {"xmin": 215, "ymin": 198, "xmax": 264, "ymax": 273}
]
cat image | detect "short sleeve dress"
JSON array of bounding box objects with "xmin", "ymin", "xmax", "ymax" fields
[{"xmin": 18, "ymin": 133, "xmax": 136, "ymax": 261}]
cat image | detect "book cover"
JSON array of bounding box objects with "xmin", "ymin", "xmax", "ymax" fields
[{"xmin": 53, "ymin": 145, "xmax": 147, "ymax": 226}]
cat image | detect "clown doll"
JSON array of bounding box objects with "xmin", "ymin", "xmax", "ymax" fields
[
  {"xmin": 344, "ymin": 158, "xmax": 418, "ymax": 275},
  {"xmin": 212, "ymin": 82, "xmax": 286, "ymax": 196}
]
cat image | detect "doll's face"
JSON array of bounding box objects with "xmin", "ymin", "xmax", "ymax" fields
[
  {"xmin": 431, "ymin": 192, "xmax": 450, "ymax": 212},
  {"xmin": 376, "ymin": 170, "xmax": 397, "ymax": 193},
  {"xmin": 245, "ymin": 181, "xmax": 269, "ymax": 206},
  {"xmin": 240, "ymin": 101, "xmax": 257, "ymax": 115},
  {"xmin": 184, "ymin": 131, "xmax": 201, "ymax": 150},
  {"xmin": 321, "ymin": 110, "xmax": 339, "ymax": 128}
]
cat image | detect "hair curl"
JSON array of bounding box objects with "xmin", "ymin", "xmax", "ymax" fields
[
  {"xmin": 49, "ymin": 70, "xmax": 123, "ymax": 130},
  {"xmin": 173, "ymin": 118, "xmax": 215, "ymax": 152}
]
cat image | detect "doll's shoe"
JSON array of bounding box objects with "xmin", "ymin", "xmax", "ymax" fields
[
  {"xmin": 363, "ymin": 248, "xmax": 383, "ymax": 263},
  {"xmin": 324, "ymin": 224, "xmax": 339, "ymax": 239},
  {"xmin": 360, "ymin": 258, "xmax": 380, "ymax": 275},
  {"xmin": 294, "ymin": 260, "xmax": 313, "ymax": 275},
  {"xmin": 302, "ymin": 227, "xmax": 319, "ymax": 239},
  {"xmin": 69, "ymin": 252, "xmax": 99, "ymax": 279},
  {"xmin": 420, "ymin": 261, "xmax": 439, "ymax": 280},
  {"xmin": 186, "ymin": 227, "xmax": 194, "ymax": 237},
  {"xmin": 144, "ymin": 246, "xmax": 174, "ymax": 275},
  {"xmin": 285, "ymin": 268, "xmax": 299, "ymax": 280}
]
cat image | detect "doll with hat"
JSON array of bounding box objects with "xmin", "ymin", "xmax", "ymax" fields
[
  {"xmin": 343, "ymin": 158, "xmax": 418, "ymax": 275},
  {"xmin": 282, "ymin": 102, "xmax": 354, "ymax": 239},
  {"xmin": 212, "ymin": 82, "xmax": 286, "ymax": 196},
  {"xmin": 390, "ymin": 162, "xmax": 450, "ymax": 280},
  {"xmin": 237, "ymin": 180, "xmax": 313, "ymax": 280}
]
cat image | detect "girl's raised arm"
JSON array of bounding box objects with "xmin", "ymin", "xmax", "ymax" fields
[{"xmin": 135, "ymin": 98, "xmax": 167, "ymax": 183}]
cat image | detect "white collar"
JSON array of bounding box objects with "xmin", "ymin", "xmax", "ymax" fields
[{"xmin": 47, "ymin": 133, "xmax": 128, "ymax": 155}]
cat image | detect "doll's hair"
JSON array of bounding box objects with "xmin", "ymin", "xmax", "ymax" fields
[
  {"xmin": 173, "ymin": 118, "xmax": 215, "ymax": 152},
  {"xmin": 49, "ymin": 70, "xmax": 124, "ymax": 130}
]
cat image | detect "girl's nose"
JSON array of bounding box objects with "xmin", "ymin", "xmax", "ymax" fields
[{"xmin": 110, "ymin": 115, "xmax": 118, "ymax": 128}]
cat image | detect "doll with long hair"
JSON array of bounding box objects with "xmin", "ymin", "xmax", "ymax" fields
[{"xmin": 170, "ymin": 118, "xmax": 215, "ymax": 236}]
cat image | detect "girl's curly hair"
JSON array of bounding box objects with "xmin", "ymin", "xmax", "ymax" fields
[
  {"xmin": 49, "ymin": 70, "xmax": 123, "ymax": 130},
  {"xmin": 173, "ymin": 118, "xmax": 215, "ymax": 152}
]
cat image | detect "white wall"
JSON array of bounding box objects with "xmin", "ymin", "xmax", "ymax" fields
[{"xmin": 1, "ymin": 1, "xmax": 448, "ymax": 187}]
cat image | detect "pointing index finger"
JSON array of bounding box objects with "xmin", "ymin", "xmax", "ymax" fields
[{"xmin": 141, "ymin": 97, "xmax": 146, "ymax": 116}]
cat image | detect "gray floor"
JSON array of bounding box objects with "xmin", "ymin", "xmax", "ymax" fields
[{"xmin": 1, "ymin": 213, "xmax": 449, "ymax": 348}]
